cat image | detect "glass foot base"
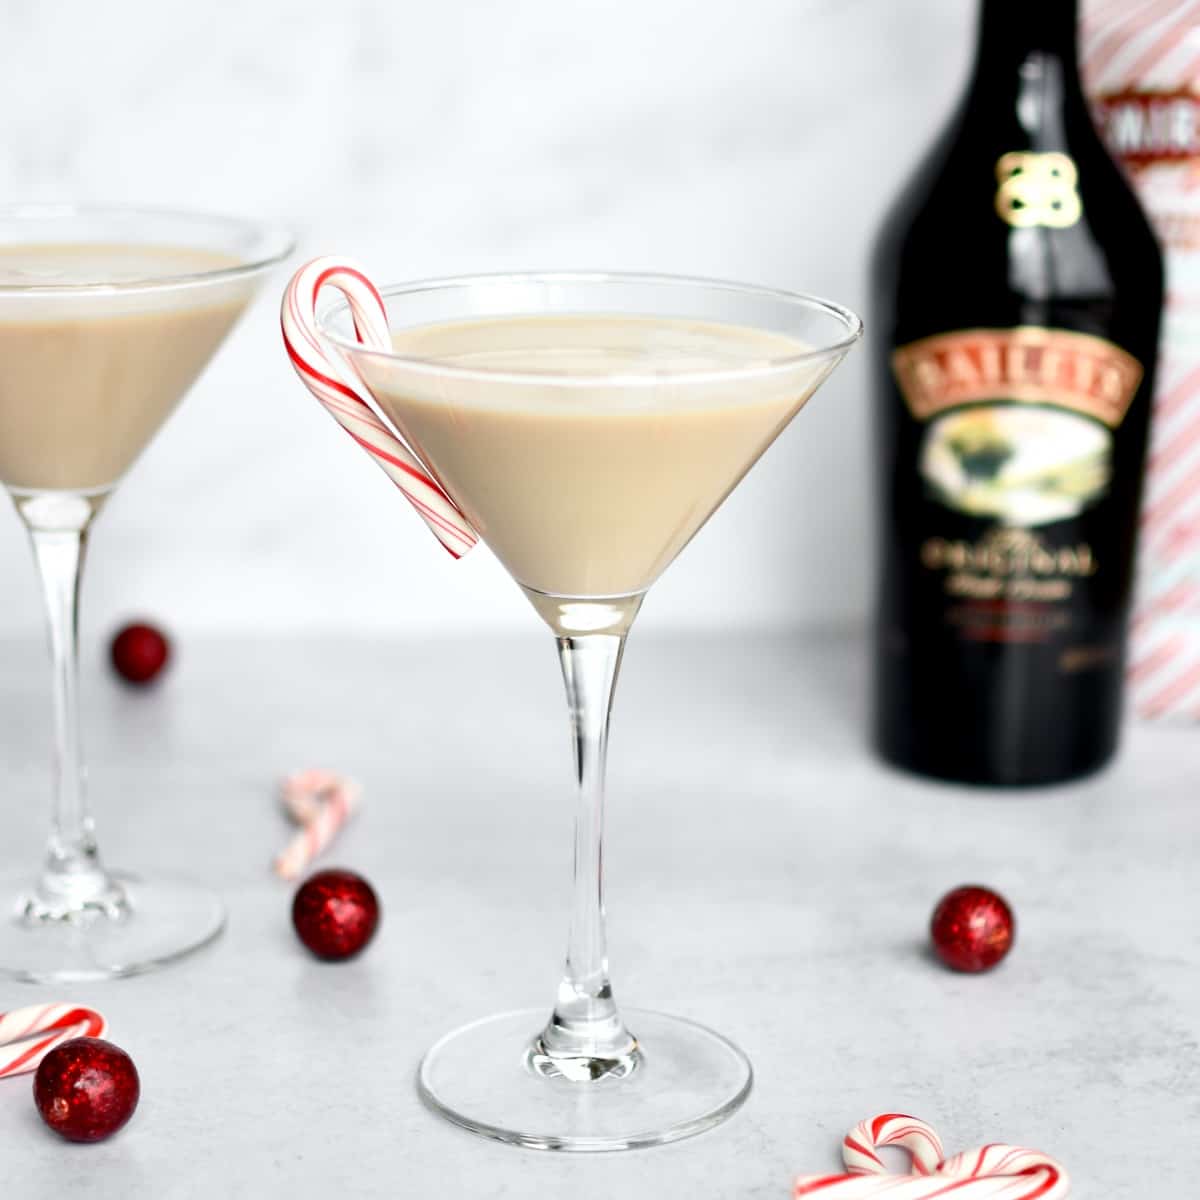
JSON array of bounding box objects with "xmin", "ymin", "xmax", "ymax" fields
[
  {"xmin": 0, "ymin": 871, "xmax": 225, "ymax": 983},
  {"xmin": 418, "ymin": 1008, "xmax": 752, "ymax": 1151}
]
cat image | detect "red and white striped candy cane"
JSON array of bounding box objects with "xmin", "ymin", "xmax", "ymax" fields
[
  {"xmin": 280, "ymin": 257, "xmax": 478, "ymax": 559},
  {"xmin": 274, "ymin": 769, "xmax": 361, "ymax": 881},
  {"xmin": 841, "ymin": 1113, "xmax": 944, "ymax": 1175},
  {"xmin": 0, "ymin": 1003, "xmax": 107, "ymax": 1079},
  {"xmin": 280, "ymin": 767, "xmax": 347, "ymax": 827},
  {"xmin": 794, "ymin": 1114, "xmax": 1071, "ymax": 1198}
]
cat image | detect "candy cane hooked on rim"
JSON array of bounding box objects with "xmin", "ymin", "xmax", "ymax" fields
[
  {"xmin": 793, "ymin": 1114, "xmax": 1071, "ymax": 1199},
  {"xmin": 280, "ymin": 257, "xmax": 478, "ymax": 559},
  {"xmin": 0, "ymin": 1004, "xmax": 107, "ymax": 1079},
  {"xmin": 274, "ymin": 769, "xmax": 362, "ymax": 881}
]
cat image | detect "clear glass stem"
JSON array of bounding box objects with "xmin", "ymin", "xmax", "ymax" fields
[
  {"xmin": 14, "ymin": 491, "xmax": 124, "ymax": 921},
  {"xmin": 534, "ymin": 627, "xmax": 640, "ymax": 1081}
]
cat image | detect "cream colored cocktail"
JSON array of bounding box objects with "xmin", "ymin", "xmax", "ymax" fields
[
  {"xmin": 0, "ymin": 209, "xmax": 291, "ymax": 986},
  {"xmin": 300, "ymin": 269, "xmax": 860, "ymax": 1153},
  {"xmin": 0, "ymin": 244, "xmax": 252, "ymax": 491},
  {"xmin": 357, "ymin": 314, "xmax": 824, "ymax": 598}
]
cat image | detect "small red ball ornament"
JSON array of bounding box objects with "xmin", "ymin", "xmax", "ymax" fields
[
  {"xmin": 930, "ymin": 885, "xmax": 1015, "ymax": 973},
  {"xmin": 110, "ymin": 623, "xmax": 170, "ymax": 684},
  {"xmin": 33, "ymin": 1037, "xmax": 140, "ymax": 1143},
  {"xmin": 292, "ymin": 869, "xmax": 380, "ymax": 960}
]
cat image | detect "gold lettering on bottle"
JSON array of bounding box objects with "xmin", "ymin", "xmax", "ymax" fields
[
  {"xmin": 995, "ymin": 151, "xmax": 1082, "ymax": 228},
  {"xmin": 892, "ymin": 327, "xmax": 1143, "ymax": 427},
  {"xmin": 1098, "ymin": 364, "xmax": 1124, "ymax": 404},
  {"xmin": 1006, "ymin": 343, "xmax": 1033, "ymax": 385},
  {"xmin": 978, "ymin": 341, "xmax": 1002, "ymax": 386},
  {"xmin": 920, "ymin": 528, "xmax": 1097, "ymax": 605},
  {"xmin": 1040, "ymin": 348, "xmax": 1064, "ymax": 390},
  {"xmin": 914, "ymin": 358, "xmax": 943, "ymax": 394},
  {"xmin": 946, "ymin": 350, "xmax": 977, "ymax": 385},
  {"xmin": 1029, "ymin": 543, "xmax": 1056, "ymax": 575}
]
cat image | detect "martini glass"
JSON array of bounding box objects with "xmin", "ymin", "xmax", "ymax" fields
[
  {"xmin": 0, "ymin": 205, "xmax": 292, "ymax": 982},
  {"xmin": 320, "ymin": 273, "xmax": 860, "ymax": 1150}
]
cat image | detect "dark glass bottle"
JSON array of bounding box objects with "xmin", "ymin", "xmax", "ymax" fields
[{"xmin": 871, "ymin": 0, "xmax": 1164, "ymax": 785}]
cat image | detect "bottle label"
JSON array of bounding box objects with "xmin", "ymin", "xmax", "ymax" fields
[
  {"xmin": 1091, "ymin": 89, "xmax": 1200, "ymax": 168},
  {"xmin": 892, "ymin": 327, "xmax": 1144, "ymax": 641},
  {"xmin": 893, "ymin": 326, "xmax": 1142, "ymax": 428},
  {"xmin": 1091, "ymin": 89, "xmax": 1200, "ymax": 261}
]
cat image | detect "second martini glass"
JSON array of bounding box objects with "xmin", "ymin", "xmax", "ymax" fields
[
  {"xmin": 317, "ymin": 272, "xmax": 860, "ymax": 1150},
  {"xmin": 0, "ymin": 206, "xmax": 292, "ymax": 982}
]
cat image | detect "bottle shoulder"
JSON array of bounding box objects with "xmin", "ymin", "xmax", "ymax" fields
[{"xmin": 871, "ymin": 108, "xmax": 1163, "ymax": 343}]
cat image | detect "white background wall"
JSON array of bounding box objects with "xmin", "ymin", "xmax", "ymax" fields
[{"xmin": 0, "ymin": 0, "xmax": 976, "ymax": 637}]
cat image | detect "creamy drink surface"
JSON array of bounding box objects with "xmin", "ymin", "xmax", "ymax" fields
[
  {"xmin": 356, "ymin": 315, "xmax": 823, "ymax": 597},
  {"xmin": 0, "ymin": 244, "xmax": 251, "ymax": 491}
]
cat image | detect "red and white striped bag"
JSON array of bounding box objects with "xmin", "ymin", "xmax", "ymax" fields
[{"xmin": 1084, "ymin": 0, "xmax": 1200, "ymax": 718}]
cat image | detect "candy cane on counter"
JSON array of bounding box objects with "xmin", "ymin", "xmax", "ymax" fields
[
  {"xmin": 280, "ymin": 768, "xmax": 347, "ymax": 827},
  {"xmin": 280, "ymin": 257, "xmax": 478, "ymax": 559},
  {"xmin": 794, "ymin": 1114, "xmax": 1070, "ymax": 1198},
  {"xmin": 274, "ymin": 769, "xmax": 361, "ymax": 881},
  {"xmin": 0, "ymin": 1004, "xmax": 107, "ymax": 1079},
  {"xmin": 841, "ymin": 1113, "xmax": 944, "ymax": 1176}
]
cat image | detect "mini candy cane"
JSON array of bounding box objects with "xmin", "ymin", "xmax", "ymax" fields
[
  {"xmin": 841, "ymin": 1114, "xmax": 944, "ymax": 1176},
  {"xmin": 794, "ymin": 1114, "xmax": 1070, "ymax": 1198},
  {"xmin": 274, "ymin": 769, "xmax": 361, "ymax": 881},
  {"xmin": 280, "ymin": 768, "xmax": 346, "ymax": 827},
  {"xmin": 0, "ymin": 1004, "xmax": 106, "ymax": 1079},
  {"xmin": 280, "ymin": 257, "xmax": 478, "ymax": 559}
]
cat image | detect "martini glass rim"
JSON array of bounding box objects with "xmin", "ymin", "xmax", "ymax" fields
[
  {"xmin": 318, "ymin": 269, "xmax": 863, "ymax": 388},
  {"xmin": 0, "ymin": 202, "xmax": 294, "ymax": 296}
]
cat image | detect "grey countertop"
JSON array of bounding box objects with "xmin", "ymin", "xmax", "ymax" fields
[{"xmin": 0, "ymin": 631, "xmax": 1196, "ymax": 1197}]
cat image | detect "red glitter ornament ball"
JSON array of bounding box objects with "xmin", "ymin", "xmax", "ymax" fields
[
  {"xmin": 292, "ymin": 869, "xmax": 380, "ymax": 960},
  {"xmin": 930, "ymin": 885, "xmax": 1015, "ymax": 973},
  {"xmin": 110, "ymin": 623, "xmax": 170, "ymax": 684},
  {"xmin": 33, "ymin": 1037, "xmax": 140, "ymax": 1143}
]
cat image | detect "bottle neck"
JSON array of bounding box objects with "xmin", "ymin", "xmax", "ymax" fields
[
  {"xmin": 966, "ymin": 0, "xmax": 1086, "ymax": 128},
  {"xmin": 973, "ymin": 0, "xmax": 1079, "ymax": 70}
]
